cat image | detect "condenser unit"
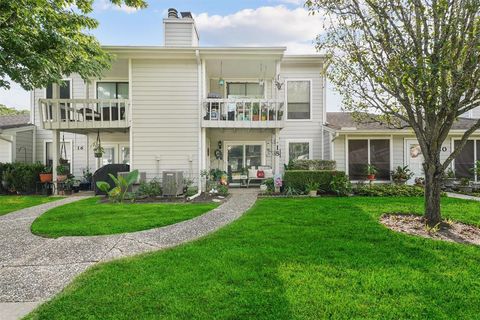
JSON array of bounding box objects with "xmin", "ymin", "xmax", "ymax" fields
[{"xmin": 162, "ymin": 171, "xmax": 184, "ymax": 196}]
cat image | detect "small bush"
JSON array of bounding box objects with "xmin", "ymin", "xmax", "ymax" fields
[
  {"xmin": 283, "ymin": 170, "xmax": 346, "ymax": 194},
  {"xmin": 186, "ymin": 187, "xmax": 198, "ymax": 197},
  {"xmin": 136, "ymin": 179, "xmax": 162, "ymax": 198},
  {"xmin": 263, "ymin": 178, "xmax": 274, "ymax": 192},
  {"xmin": 330, "ymin": 174, "xmax": 352, "ymax": 196},
  {"xmin": 353, "ymin": 184, "xmax": 424, "ymax": 197},
  {"xmin": 287, "ymin": 159, "xmax": 336, "ymax": 171},
  {"xmin": 0, "ymin": 162, "xmax": 45, "ymax": 194},
  {"xmin": 217, "ymin": 184, "xmax": 229, "ymax": 196}
]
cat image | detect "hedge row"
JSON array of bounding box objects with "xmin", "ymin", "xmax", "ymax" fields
[
  {"xmin": 287, "ymin": 159, "xmax": 336, "ymax": 171},
  {"xmin": 353, "ymin": 184, "xmax": 424, "ymax": 197},
  {"xmin": 0, "ymin": 162, "xmax": 45, "ymax": 194},
  {"xmin": 283, "ymin": 170, "xmax": 346, "ymax": 193}
]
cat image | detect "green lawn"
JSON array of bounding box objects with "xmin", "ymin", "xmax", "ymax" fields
[
  {"xmin": 0, "ymin": 195, "xmax": 61, "ymax": 216},
  {"xmin": 27, "ymin": 197, "xmax": 480, "ymax": 319},
  {"xmin": 31, "ymin": 197, "xmax": 219, "ymax": 238}
]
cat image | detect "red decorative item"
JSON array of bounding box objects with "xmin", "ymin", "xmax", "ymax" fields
[{"xmin": 257, "ymin": 170, "xmax": 265, "ymax": 178}]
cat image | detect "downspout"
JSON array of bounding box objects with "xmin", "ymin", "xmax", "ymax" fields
[{"xmin": 188, "ymin": 49, "xmax": 203, "ymax": 201}]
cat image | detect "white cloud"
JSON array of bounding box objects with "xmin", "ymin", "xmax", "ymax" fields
[
  {"xmin": 0, "ymin": 81, "xmax": 29, "ymax": 110},
  {"xmin": 194, "ymin": 5, "xmax": 325, "ymax": 54},
  {"xmin": 95, "ymin": 0, "xmax": 139, "ymax": 14}
]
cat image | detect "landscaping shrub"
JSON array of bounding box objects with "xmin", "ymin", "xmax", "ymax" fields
[
  {"xmin": 286, "ymin": 159, "xmax": 336, "ymax": 171},
  {"xmin": 0, "ymin": 162, "xmax": 44, "ymax": 194},
  {"xmin": 283, "ymin": 170, "xmax": 346, "ymax": 194},
  {"xmin": 330, "ymin": 174, "xmax": 352, "ymax": 196},
  {"xmin": 136, "ymin": 179, "xmax": 162, "ymax": 198},
  {"xmin": 353, "ymin": 184, "xmax": 425, "ymax": 197}
]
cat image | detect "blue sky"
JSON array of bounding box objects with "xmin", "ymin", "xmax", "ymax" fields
[{"xmin": 0, "ymin": 0, "xmax": 342, "ymax": 111}]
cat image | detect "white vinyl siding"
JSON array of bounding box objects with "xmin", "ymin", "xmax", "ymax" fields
[
  {"xmin": 15, "ymin": 130, "xmax": 34, "ymax": 163},
  {"xmin": 278, "ymin": 62, "xmax": 325, "ymax": 169},
  {"xmin": 131, "ymin": 59, "xmax": 199, "ymax": 180}
]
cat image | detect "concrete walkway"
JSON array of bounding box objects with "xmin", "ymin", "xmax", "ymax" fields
[
  {"xmin": 0, "ymin": 189, "xmax": 258, "ymax": 319},
  {"xmin": 446, "ymin": 192, "xmax": 480, "ymax": 201}
]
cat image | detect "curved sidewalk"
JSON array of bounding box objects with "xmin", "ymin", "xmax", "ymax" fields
[{"xmin": 0, "ymin": 189, "xmax": 257, "ymax": 318}]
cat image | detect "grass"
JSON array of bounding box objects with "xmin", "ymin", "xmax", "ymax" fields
[
  {"xmin": 27, "ymin": 197, "xmax": 480, "ymax": 319},
  {"xmin": 31, "ymin": 197, "xmax": 219, "ymax": 238},
  {"xmin": 0, "ymin": 195, "xmax": 61, "ymax": 216}
]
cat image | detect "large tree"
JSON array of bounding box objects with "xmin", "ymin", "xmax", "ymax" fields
[
  {"xmin": 0, "ymin": 0, "xmax": 147, "ymax": 90},
  {"xmin": 307, "ymin": 0, "xmax": 480, "ymax": 225}
]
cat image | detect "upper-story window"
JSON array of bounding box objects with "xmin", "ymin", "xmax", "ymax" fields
[
  {"xmin": 227, "ymin": 82, "xmax": 264, "ymax": 98},
  {"xmin": 46, "ymin": 80, "xmax": 71, "ymax": 99},
  {"xmin": 287, "ymin": 80, "xmax": 311, "ymax": 120},
  {"xmin": 97, "ymin": 82, "xmax": 129, "ymax": 99}
]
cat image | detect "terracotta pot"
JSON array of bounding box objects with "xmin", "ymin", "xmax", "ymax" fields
[
  {"xmin": 39, "ymin": 173, "xmax": 53, "ymax": 183},
  {"xmin": 367, "ymin": 174, "xmax": 376, "ymax": 181},
  {"xmin": 57, "ymin": 175, "xmax": 67, "ymax": 182},
  {"xmin": 252, "ymin": 115, "xmax": 260, "ymax": 121}
]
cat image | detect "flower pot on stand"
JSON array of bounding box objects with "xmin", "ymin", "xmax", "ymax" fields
[
  {"xmin": 367, "ymin": 174, "xmax": 376, "ymax": 181},
  {"xmin": 39, "ymin": 173, "xmax": 53, "ymax": 183}
]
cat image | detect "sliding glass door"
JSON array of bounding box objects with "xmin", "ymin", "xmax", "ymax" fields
[{"xmin": 226, "ymin": 143, "xmax": 264, "ymax": 179}]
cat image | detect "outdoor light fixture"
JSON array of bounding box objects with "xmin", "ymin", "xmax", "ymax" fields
[{"xmin": 218, "ymin": 61, "xmax": 224, "ymax": 86}]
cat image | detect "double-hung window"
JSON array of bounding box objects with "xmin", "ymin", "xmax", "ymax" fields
[
  {"xmin": 287, "ymin": 140, "xmax": 312, "ymax": 162},
  {"xmin": 287, "ymin": 80, "xmax": 311, "ymax": 120},
  {"xmin": 348, "ymin": 139, "xmax": 390, "ymax": 180}
]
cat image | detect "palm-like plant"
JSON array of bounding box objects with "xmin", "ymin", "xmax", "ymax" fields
[{"xmin": 96, "ymin": 170, "xmax": 139, "ymax": 203}]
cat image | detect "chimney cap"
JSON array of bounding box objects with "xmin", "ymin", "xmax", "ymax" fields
[
  {"xmin": 167, "ymin": 8, "xmax": 178, "ymax": 18},
  {"xmin": 180, "ymin": 12, "xmax": 193, "ymax": 19}
]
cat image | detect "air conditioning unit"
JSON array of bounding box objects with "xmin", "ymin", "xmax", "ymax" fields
[{"xmin": 162, "ymin": 171, "xmax": 184, "ymax": 196}]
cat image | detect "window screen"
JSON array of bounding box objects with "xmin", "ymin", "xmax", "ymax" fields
[
  {"xmin": 348, "ymin": 140, "xmax": 368, "ymax": 180},
  {"xmin": 370, "ymin": 139, "xmax": 390, "ymax": 180},
  {"xmin": 455, "ymin": 140, "xmax": 475, "ymax": 178}
]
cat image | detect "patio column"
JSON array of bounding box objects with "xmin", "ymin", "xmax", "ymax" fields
[{"xmin": 52, "ymin": 129, "xmax": 60, "ymax": 194}]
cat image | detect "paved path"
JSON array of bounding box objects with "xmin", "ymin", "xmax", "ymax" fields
[
  {"xmin": 446, "ymin": 192, "xmax": 480, "ymax": 201},
  {"xmin": 0, "ymin": 189, "xmax": 258, "ymax": 319}
]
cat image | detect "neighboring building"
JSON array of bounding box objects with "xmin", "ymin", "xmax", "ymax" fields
[
  {"xmin": 326, "ymin": 112, "xmax": 480, "ymax": 183},
  {"xmin": 31, "ymin": 9, "xmax": 329, "ymax": 189},
  {"xmin": 0, "ymin": 115, "xmax": 35, "ymax": 163}
]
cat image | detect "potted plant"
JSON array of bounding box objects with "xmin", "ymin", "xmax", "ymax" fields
[
  {"xmin": 59, "ymin": 158, "xmax": 69, "ymax": 165},
  {"xmin": 252, "ymin": 103, "xmax": 260, "ymax": 121},
  {"xmin": 305, "ymin": 181, "xmax": 320, "ymax": 197},
  {"xmin": 56, "ymin": 165, "xmax": 68, "ymax": 182},
  {"xmin": 366, "ymin": 164, "xmax": 378, "ymax": 181},
  {"xmin": 92, "ymin": 140, "xmax": 104, "ymax": 158},
  {"xmin": 268, "ymin": 107, "xmax": 276, "ymax": 120},
  {"xmin": 39, "ymin": 166, "xmax": 53, "ymax": 183},
  {"xmin": 458, "ymin": 178, "xmax": 473, "ymax": 193},
  {"xmin": 391, "ymin": 165, "xmax": 413, "ymax": 185},
  {"xmin": 63, "ymin": 177, "xmax": 76, "ymax": 195},
  {"xmin": 443, "ymin": 167, "xmax": 456, "ymax": 189}
]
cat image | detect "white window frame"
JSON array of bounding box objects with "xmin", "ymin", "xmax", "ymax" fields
[
  {"xmin": 285, "ymin": 139, "xmax": 313, "ymax": 163},
  {"xmin": 44, "ymin": 78, "xmax": 73, "ymax": 99},
  {"xmin": 223, "ymin": 141, "xmax": 267, "ymax": 171},
  {"xmin": 223, "ymin": 80, "xmax": 266, "ymax": 99},
  {"xmin": 285, "ymin": 79, "xmax": 313, "ymax": 121},
  {"xmin": 452, "ymin": 137, "xmax": 479, "ymax": 182},
  {"xmin": 345, "ymin": 136, "xmax": 393, "ymax": 181},
  {"xmin": 94, "ymin": 79, "xmax": 129, "ymax": 99}
]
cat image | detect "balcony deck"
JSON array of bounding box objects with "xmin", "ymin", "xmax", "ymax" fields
[
  {"xmin": 202, "ymin": 99, "xmax": 284, "ymax": 129},
  {"xmin": 39, "ymin": 99, "xmax": 130, "ymax": 132}
]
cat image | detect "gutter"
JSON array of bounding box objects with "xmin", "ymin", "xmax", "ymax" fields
[{"xmin": 188, "ymin": 49, "xmax": 203, "ymax": 201}]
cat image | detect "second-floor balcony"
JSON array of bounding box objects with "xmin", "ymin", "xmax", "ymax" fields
[
  {"xmin": 202, "ymin": 99, "xmax": 284, "ymax": 129},
  {"xmin": 39, "ymin": 99, "xmax": 130, "ymax": 132}
]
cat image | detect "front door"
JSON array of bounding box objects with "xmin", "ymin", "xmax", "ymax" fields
[{"xmin": 405, "ymin": 139, "xmax": 424, "ymax": 183}]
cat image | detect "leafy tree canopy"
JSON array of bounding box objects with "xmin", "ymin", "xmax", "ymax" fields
[
  {"xmin": 0, "ymin": 104, "xmax": 29, "ymax": 115},
  {"xmin": 307, "ymin": 0, "xmax": 480, "ymax": 224},
  {"xmin": 0, "ymin": 0, "xmax": 147, "ymax": 91}
]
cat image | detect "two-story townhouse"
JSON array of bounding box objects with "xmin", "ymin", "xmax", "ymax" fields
[{"xmin": 32, "ymin": 9, "xmax": 330, "ymax": 191}]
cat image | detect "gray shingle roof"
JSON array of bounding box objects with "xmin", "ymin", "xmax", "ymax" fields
[
  {"xmin": 0, "ymin": 115, "xmax": 31, "ymax": 130},
  {"xmin": 326, "ymin": 112, "xmax": 479, "ymax": 131}
]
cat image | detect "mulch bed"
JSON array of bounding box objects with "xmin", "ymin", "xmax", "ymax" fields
[{"xmin": 381, "ymin": 213, "xmax": 480, "ymax": 246}]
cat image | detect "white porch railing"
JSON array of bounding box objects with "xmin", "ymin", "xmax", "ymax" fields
[
  {"xmin": 39, "ymin": 99, "xmax": 130, "ymax": 131},
  {"xmin": 202, "ymin": 99, "xmax": 284, "ymax": 128}
]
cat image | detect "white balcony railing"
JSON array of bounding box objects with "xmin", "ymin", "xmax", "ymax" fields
[
  {"xmin": 202, "ymin": 99, "xmax": 284, "ymax": 128},
  {"xmin": 39, "ymin": 99, "xmax": 130, "ymax": 131}
]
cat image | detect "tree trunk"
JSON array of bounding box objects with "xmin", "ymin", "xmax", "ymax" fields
[{"xmin": 423, "ymin": 162, "xmax": 443, "ymax": 226}]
